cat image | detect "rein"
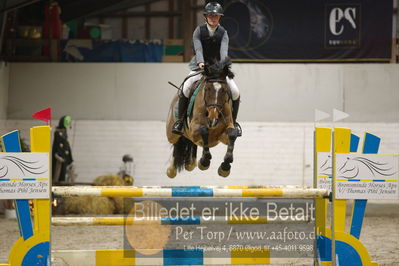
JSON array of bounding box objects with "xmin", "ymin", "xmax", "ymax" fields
[
  {"xmin": 206, "ymin": 78, "xmax": 227, "ymax": 84},
  {"xmin": 179, "ymin": 70, "xmax": 204, "ymax": 91},
  {"xmin": 168, "ymin": 70, "xmax": 205, "ymax": 92}
]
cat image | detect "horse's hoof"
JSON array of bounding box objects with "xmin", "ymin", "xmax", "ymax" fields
[
  {"xmin": 218, "ymin": 166, "xmax": 230, "ymax": 177},
  {"xmin": 166, "ymin": 167, "xmax": 177, "ymax": 178},
  {"xmin": 198, "ymin": 159, "xmax": 210, "ymax": 171},
  {"xmin": 185, "ymin": 160, "xmax": 197, "ymax": 171}
]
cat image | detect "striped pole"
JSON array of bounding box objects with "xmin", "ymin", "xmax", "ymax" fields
[
  {"xmin": 52, "ymin": 215, "xmax": 312, "ymax": 226},
  {"xmin": 52, "ymin": 249, "xmax": 272, "ymax": 265},
  {"xmin": 52, "ymin": 249, "xmax": 313, "ymax": 265},
  {"xmin": 52, "ymin": 186, "xmax": 328, "ymax": 198}
]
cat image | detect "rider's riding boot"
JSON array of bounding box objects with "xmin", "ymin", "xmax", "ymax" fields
[
  {"xmin": 172, "ymin": 94, "xmax": 189, "ymax": 135},
  {"xmin": 232, "ymin": 98, "xmax": 242, "ymax": 137}
]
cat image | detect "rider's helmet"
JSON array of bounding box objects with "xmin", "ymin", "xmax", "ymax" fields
[{"xmin": 203, "ymin": 2, "xmax": 224, "ymax": 16}]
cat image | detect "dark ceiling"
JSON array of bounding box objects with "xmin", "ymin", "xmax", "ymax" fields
[
  {"xmin": 58, "ymin": 0, "xmax": 161, "ymax": 22},
  {"xmin": 0, "ymin": 0, "xmax": 165, "ymax": 22}
]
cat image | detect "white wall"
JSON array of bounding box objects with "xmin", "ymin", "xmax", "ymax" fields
[
  {"xmin": 344, "ymin": 65, "xmax": 399, "ymax": 122},
  {"xmin": 7, "ymin": 63, "xmax": 399, "ymax": 122},
  {"xmin": 8, "ymin": 63, "xmax": 186, "ymax": 121},
  {"xmin": 0, "ymin": 62, "xmax": 9, "ymax": 120}
]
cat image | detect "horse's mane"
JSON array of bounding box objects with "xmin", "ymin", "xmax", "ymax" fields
[{"xmin": 204, "ymin": 58, "xmax": 235, "ymax": 80}]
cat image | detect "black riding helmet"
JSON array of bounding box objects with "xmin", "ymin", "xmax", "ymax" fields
[{"xmin": 203, "ymin": 2, "xmax": 224, "ymax": 16}]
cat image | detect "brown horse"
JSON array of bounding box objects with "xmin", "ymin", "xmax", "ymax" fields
[{"xmin": 166, "ymin": 61, "xmax": 238, "ymax": 178}]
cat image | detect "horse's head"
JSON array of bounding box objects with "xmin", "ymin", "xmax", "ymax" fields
[{"xmin": 202, "ymin": 59, "xmax": 234, "ymax": 128}]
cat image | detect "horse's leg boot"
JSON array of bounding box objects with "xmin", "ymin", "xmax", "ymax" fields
[
  {"xmin": 232, "ymin": 98, "xmax": 242, "ymax": 137},
  {"xmin": 172, "ymin": 95, "xmax": 189, "ymax": 135}
]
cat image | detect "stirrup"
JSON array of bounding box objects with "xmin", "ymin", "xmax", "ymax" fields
[
  {"xmin": 234, "ymin": 122, "xmax": 242, "ymax": 137},
  {"xmin": 172, "ymin": 120, "xmax": 184, "ymax": 135}
]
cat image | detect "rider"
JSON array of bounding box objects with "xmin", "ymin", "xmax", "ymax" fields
[{"xmin": 172, "ymin": 1, "xmax": 241, "ymax": 136}]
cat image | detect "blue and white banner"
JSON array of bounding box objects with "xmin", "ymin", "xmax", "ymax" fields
[
  {"xmin": 222, "ymin": 0, "xmax": 393, "ymax": 62},
  {"xmin": 0, "ymin": 153, "xmax": 50, "ymax": 199},
  {"xmin": 317, "ymin": 152, "xmax": 399, "ymax": 200},
  {"xmin": 335, "ymin": 154, "xmax": 398, "ymax": 200}
]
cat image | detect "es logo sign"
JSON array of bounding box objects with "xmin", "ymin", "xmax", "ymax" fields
[
  {"xmin": 325, "ymin": 5, "xmax": 361, "ymax": 48},
  {"xmin": 329, "ymin": 7, "xmax": 356, "ymax": 36}
]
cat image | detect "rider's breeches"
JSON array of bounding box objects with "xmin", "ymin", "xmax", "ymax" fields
[{"xmin": 182, "ymin": 71, "xmax": 240, "ymax": 101}]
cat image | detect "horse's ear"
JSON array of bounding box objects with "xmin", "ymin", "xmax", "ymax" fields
[
  {"xmin": 205, "ymin": 59, "xmax": 220, "ymax": 77},
  {"xmin": 227, "ymin": 70, "xmax": 235, "ymax": 79},
  {"xmin": 223, "ymin": 57, "xmax": 235, "ymax": 79},
  {"xmin": 204, "ymin": 63, "xmax": 211, "ymax": 76}
]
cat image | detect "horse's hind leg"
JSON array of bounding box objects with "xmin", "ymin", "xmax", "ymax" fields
[
  {"xmin": 185, "ymin": 144, "xmax": 197, "ymax": 171},
  {"xmin": 198, "ymin": 126, "xmax": 212, "ymax": 170},
  {"xmin": 218, "ymin": 128, "xmax": 238, "ymax": 177},
  {"xmin": 166, "ymin": 139, "xmax": 182, "ymax": 178},
  {"xmin": 167, "ymin": 156, "xmax": 177, "ymax": 178}
]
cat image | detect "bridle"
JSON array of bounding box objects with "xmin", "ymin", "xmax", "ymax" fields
[{"xmin": 202, "ymin": 78, "xmax": 231, "ymax": 123}]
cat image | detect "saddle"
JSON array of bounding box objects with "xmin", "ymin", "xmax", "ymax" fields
[
  {"xmin": 173, "ymin": 78, "xmax": 204, "ymax": 119},
  {"xmin": 187, "ymin": 78, "xmax": 205, "ymax": 118}
]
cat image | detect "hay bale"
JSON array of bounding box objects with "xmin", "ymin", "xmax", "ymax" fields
[
  {"xmin": 112, "ymin": 197, "xmax": 136, "ymax": 214},
  {"xmin": 62, "ymin": 196, "xmax": 115, "ymax": 215},
  {"xmin": 93, "ymin": 174, "xmax": 127, "ymax": 186},
  {"xmin": 60, "ymin": 174, "xmax": 134, "ymax": 215}
]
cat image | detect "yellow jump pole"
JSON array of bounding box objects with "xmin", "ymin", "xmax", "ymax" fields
[
  {"xmin": 332, "ymin": 128, "xmax": 351, "ymax": 265},
  {"xmin": 52, "ymin": 186, "xmax": 328, "ymax": 198}
]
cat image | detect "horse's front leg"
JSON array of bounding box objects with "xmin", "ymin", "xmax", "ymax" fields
[
  {"xmin": 218, "ymin": 127, "xmax": 238, "ymax": 177},
  {"xmin": 198, "ymin": 126, "xmax": 212, "ymax": 170}
]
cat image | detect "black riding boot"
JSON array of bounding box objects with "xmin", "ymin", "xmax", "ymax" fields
[
  {"xmin": 172, "ymin": 95, "xmax": 189, "ymax": 135},
  {"xmin": 232, "ymin": 98, "xmax": 242, "ymax": 137}
]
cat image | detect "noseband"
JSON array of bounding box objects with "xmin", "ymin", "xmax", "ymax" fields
[{"xmin": 203, "ymin": 78, "xmax": 230, "ymax": 111}]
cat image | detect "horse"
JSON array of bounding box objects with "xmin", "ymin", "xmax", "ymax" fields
[{"xmin": 166, "ymin": 60, "xmax": 239, "ymax": 178}]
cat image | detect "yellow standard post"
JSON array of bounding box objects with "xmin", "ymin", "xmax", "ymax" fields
[
  {"xmin": 314, "ymin": 128, "xmax": 332, "ymax": 236},
  {"xmin": 332, "ymin": 128, "xmax": 351, "ymax": 265},
  {"xmin": 314, "ymin": 127, "xmax": 331, "ymax": 265},
  {"xmin": 3, "ymin": 126, "xmax": 51, "ymax": 266},
  {"xmin": 30, "ymin": 126, "xmax": 51, "ymax": 241}
]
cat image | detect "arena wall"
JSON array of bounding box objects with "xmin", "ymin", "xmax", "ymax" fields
[{"xmin": 7, "ymin": 63, "xmax": 399, "ymax": 122}]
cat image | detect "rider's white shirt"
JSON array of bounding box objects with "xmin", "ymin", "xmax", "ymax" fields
[
  {"xmin": 207, "ymin": 24, "xmax": 217, "ymax": 37},
  {"xmin": 182, "ymin": 71, "xmax": 240, "ymax": 101}
]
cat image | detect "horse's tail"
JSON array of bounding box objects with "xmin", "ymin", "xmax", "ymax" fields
[{"xmin": 173, "ymin": 136, "xmax": 195, "ymax": 172}]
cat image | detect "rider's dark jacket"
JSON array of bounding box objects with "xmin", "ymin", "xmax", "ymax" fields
[{"xmin": 189, "ymin": 23, "xmax": 229, "ymax": 71}]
